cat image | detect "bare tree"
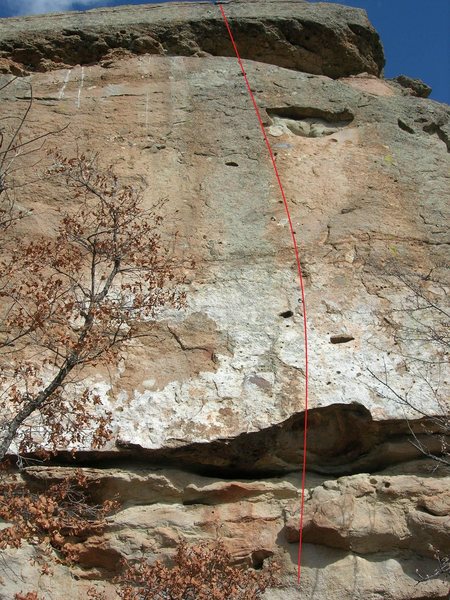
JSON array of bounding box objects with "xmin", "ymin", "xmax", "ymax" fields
[
  {"xmin": 0, "ymin": 151, "xmax": 185, "ymax": 461},
  {"xmin": 0, "ymin": 77, "xmax": 67, "ymax": 233},
  {"xmin": 368, "ymin": 263, "xmax": 449, "ymax": 582},
  {"xmin": 368, "ymin": 265, "xmax": 449, "ymax": 469}
]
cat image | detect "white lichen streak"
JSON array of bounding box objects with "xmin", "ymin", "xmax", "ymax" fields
[
  {"xmin": 106, "ymin": 255, "xmax": 445, "ymax": 452},
  {"xmin": 145, "ymin": 90, "xmax": 150, "ymax": 130},
  {"xmin": 58, "ymin": 69, "xmax": 72, "ymax": 100},
  {"xmin": 76, "ymin": 67, "xmax": 85, "ymax": 109}
]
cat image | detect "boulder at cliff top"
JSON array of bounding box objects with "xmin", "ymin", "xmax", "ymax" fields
[{"xmin": 0, "ymin": 0, "xmax": 384, "ymax": 77}]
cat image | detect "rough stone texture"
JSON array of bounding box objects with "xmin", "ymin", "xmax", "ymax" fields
[
  {"xmin": 392, "ymin": 74, "xmax": 433, "ymax": 98},
  {"xmin": 1, "ymin": 51, "xmax": 449, "ymax": 473},
  {"xmin": 286, "ymin": 473, "xmax": 450, "ymax": 556},
  {"xmin": 2, "ymin": 465, "xmax": 449, "ymax": 599},
  {"xmin": 0, "ymin": 1, "xmax": 449, "ymax": 599},
  {"xmin": 0, "ymin": 0, "xmax": 384, "ymax": 78}
]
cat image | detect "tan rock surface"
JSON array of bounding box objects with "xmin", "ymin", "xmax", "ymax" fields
[
  {"xmin": 1, "ymin": 50, "xmax": 448, "ymax": 468},
  {"xmin": 2, "ymin": 466, "xmax": 448, "ymax": 599}
]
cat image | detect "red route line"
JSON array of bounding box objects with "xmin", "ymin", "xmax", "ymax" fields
[{"xmin": 215, "ymin": 3, "xmax": 310, "ymax": 586}]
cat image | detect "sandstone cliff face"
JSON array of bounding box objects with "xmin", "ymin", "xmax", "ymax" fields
[{"xmin": 0, "ymin": 1, "xmax": 449, "ymax": 599}]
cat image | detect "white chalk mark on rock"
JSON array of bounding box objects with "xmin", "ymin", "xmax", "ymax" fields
[
  {"xmin": 76, "ymin": 67, "xmax": 85, "ymax": 109},
  {"xmin": 145, "ymin": 90, "xmax": 149, "ymax": 130},
  {"xmin": 58, "ymin": 69, "xmax": 72, "ymax": 100}
]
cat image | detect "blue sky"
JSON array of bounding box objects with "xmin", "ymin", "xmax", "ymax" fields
[{"xmin": 0, "ymin": 0, "xmax": 448, "ymax": 104}]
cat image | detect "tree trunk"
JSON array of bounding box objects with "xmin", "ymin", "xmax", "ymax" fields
[{"xmin": 0, "ymin": 358, "xmax": 76, "ymax": 461}]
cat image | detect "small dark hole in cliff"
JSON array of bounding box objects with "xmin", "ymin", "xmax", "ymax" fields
[
  {"xmin": 384, "ymin": 482, "xmax": 391, "ymax": 488},
  {"xmin": 225, "ymin": 161, "xmax": 239, "ymax": 167},
  {"xmin": 251, "ymin": 550, "xmax": 273, "ymax": 570},
  {"xmin": 182, "ymin": 499, "xmax": 210, "ymax": 506},
  {"xmin": 267, "ymin": 106, "xmax": 354, "ymax": 123},
  {"xmin": 330, "ymin": 335, "xmax": 354, "ymax": 344},
  {"xmin": 279, "ymin": 310, "xmax": 294, "ymax": 318},
  {"xmin": 398, "ymin": 119, "xmax": 415, "ymax": 134}
]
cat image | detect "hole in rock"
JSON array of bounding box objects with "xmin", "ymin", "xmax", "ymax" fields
[
  {"xmin": 251, "ymin": 550, "xmax": 273, "ymax": 570},
  {"xmin": 279, "ymin": 310, "xmax": 294, "ymax": 318},
  {"xmin": 267, "ymin": 106, "xmax": 354, "ymax": 122},
  {"xmin": 225, "ymin": 161, "xmax": 239, "ymax": 167},
  {"xmin": 330, "ymin": 335, "xmax": 355, "ymax": 344},
  {"xmin": 267, "ymin": 106, "xmax": 354, "ymax": 138},
  {"xmin": 398, "ymin": 119, "xmax": 415, "ymax": 134},
  {"xmin": 384, "ymin": 482, "xmax": 391, "ymax": 488},
  {"xmin": 182, "ymin": 499, "xmax": 210, "ymax": 506}
]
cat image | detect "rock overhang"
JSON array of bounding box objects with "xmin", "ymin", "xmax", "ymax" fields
[{"xmin": 0, "ymin": 0, "xmax": 384, "ymax": 78}]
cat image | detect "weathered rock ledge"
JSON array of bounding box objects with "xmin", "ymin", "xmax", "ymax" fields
[
  {"xmin": 0, "ymin": 0, "xmax": 384, "ymax": 78},
  {"xmin": 77, "ymin": 403, "xmax": 446, "ymax": 477},
  {"xmin": 2, "ymin": 462, "xmax": 449, "ymax": 599}
]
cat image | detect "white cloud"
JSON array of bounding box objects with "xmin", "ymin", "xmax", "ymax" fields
[{"xmin": 5, "ymin": 0, "xmax": 109, "ymax": 16}]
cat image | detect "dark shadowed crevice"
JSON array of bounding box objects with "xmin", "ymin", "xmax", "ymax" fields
[
  {"xmin": 251, "ymin": 549, "xmax": 274, "ymax": 570},
  {"xmin": 423, "ymin": 123, "xmax": 450, "ymax": 153},
  {"xmin": 330, "ymin": 335, "xmax": 354, "ymax": 344},
  {"xmin": 398, "ymin": 119, "xmax": 415, "ymax": 134},
  {"xmin": 19, "ymin": 404, "xmax": 447, "ymax": 479},
  {"xmin": 267, "ymin": 106, "xmax": 354, "ymax": 123}
]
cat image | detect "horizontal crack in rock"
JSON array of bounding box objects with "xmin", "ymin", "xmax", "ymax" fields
[{"xmin": 28, "ymin": 404, "xmax": 448, "ymax": 478}]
